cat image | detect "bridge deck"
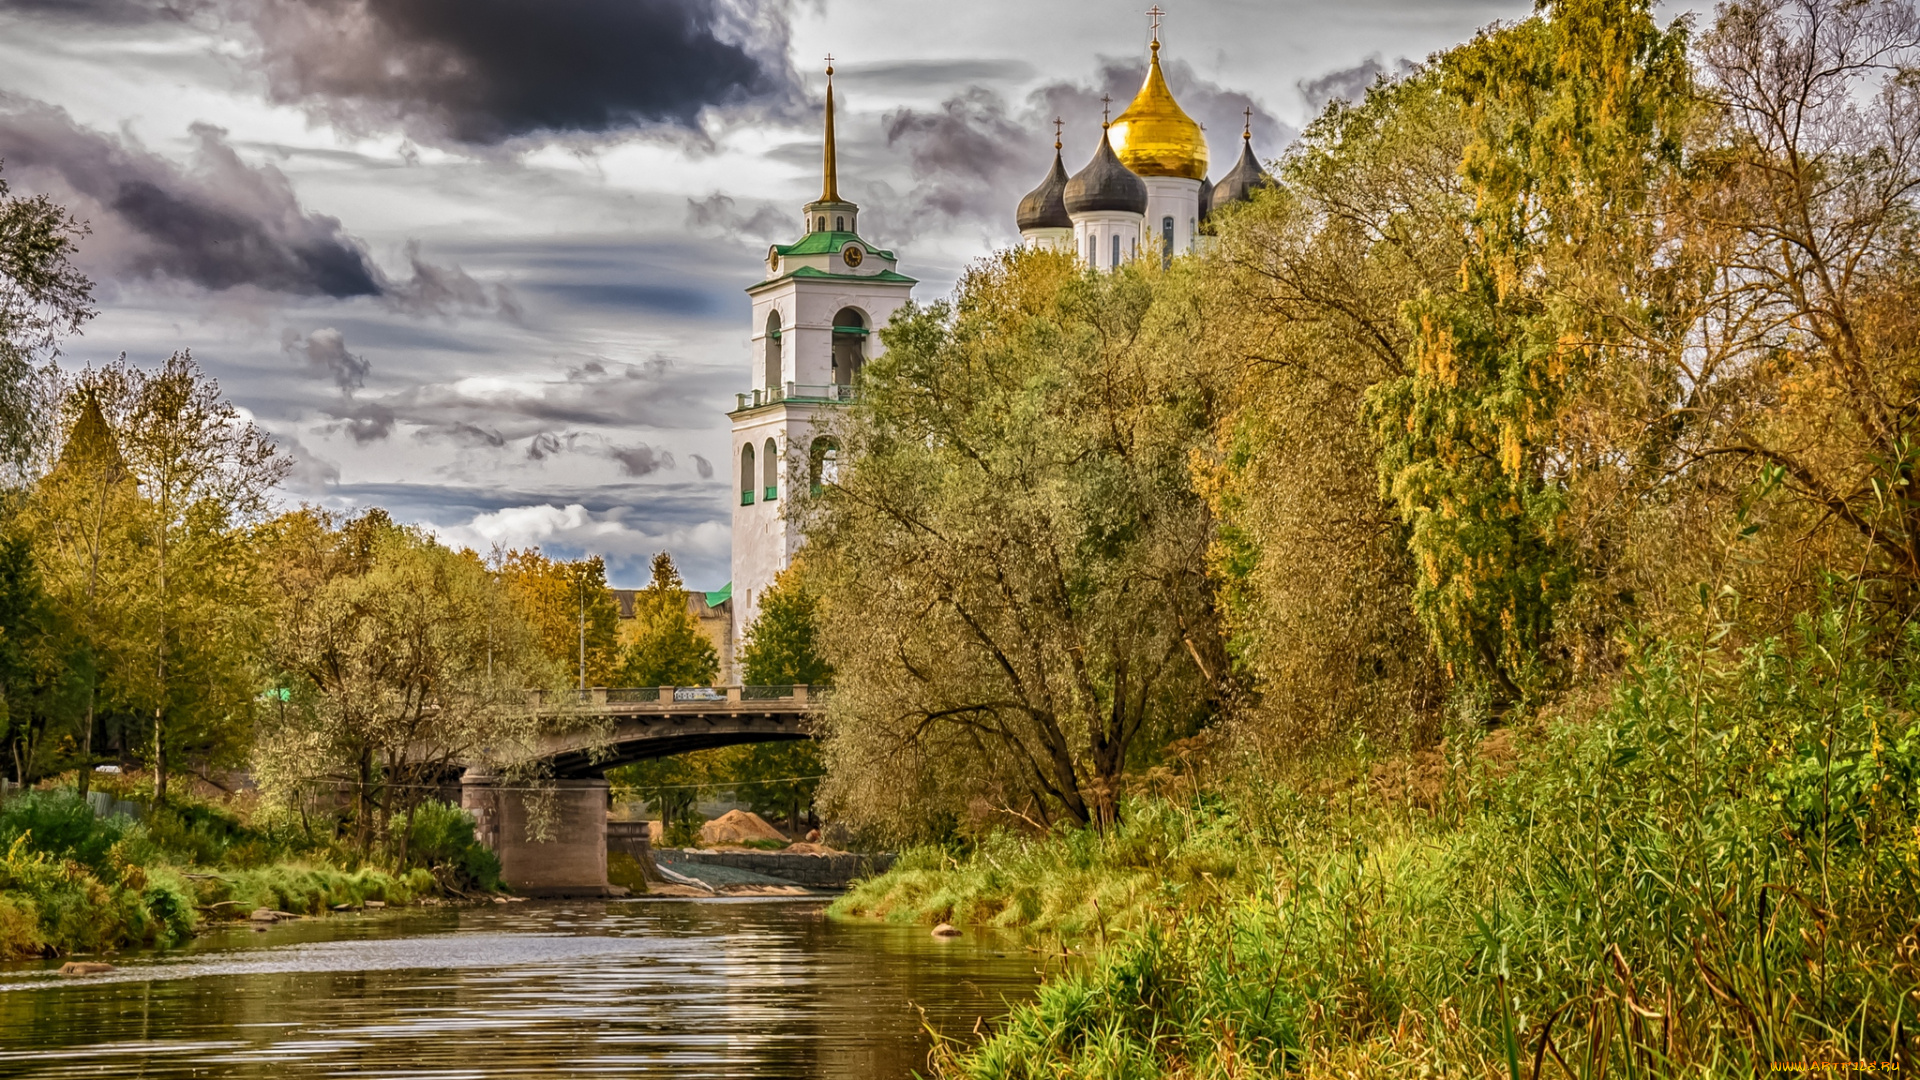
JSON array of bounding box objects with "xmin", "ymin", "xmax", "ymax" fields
[{"xmin": 516, "ymin": 685, "xmax": 826, "ymax": 777}]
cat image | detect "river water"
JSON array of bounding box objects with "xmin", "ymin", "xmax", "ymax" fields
[{"xmin": 0, "ymin": 898, "xmax": 1043, "ymax": 1079}]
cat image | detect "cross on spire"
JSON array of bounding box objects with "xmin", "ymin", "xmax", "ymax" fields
[
  {"xmin": 1243, "ymin": 106, "xmax": 1253, "ymax": 140},
  {"xmin": 1053, "ymin": 116, "xmax": 1063, "ymax": 150},
  {"xmin": 824, "ymin": 52, "xmax": 833, "ymax": 74},
  {"xmin": 1101, "ymin": 94, "xmax": 1113, "ymax": 126},
  {"xmin": 1147, "ymin": 5, "xmax": 1164, "ymax": 44}
]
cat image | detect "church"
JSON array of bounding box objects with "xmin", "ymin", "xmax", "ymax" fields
[{"xmin": 723, "ymin": 13, "xmax": 1273, "ymax": 667}]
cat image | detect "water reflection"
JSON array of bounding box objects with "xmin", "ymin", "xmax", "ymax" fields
[{"xmin": 0, "ymin": 899, "xmax": 1041, "ymax": 1079}]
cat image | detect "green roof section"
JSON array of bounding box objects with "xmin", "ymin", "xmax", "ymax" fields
[
  {"xmin": 773, "ymin": 230, "xmax": 896, "ymax": 259},
  {"xmin": 705, "ymin": 582, "xmax": 732, "ymax": 607},
  {"xmin": 746, "ymin": 266, "xmax": 919, "ymax": 293}
]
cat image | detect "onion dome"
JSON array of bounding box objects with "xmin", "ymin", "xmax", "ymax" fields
[
  {"xmin": 1108, "ymin": 41, "xmax": 1209, "ymax": 181},
  {"xmin": 1212, "ymin": 128, "xmax": 1274, "ymax": 208},
  {"xmin": 1198, "ymin": 173, "xmax": 1213, "ymax": 220},
  {"xmin": 1017, "ymin": 143, "xmax": 1072, "ymax": 232},
  {"xmin": 1065, "ymin": 125, "xmax": 1148, "ymax": 216}
]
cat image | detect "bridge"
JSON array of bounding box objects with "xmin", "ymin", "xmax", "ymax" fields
[{"xmin": 459, "ymin": 685, "xmax": 826, "ymax": 897}]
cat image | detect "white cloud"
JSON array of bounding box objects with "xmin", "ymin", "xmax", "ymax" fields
[{"xmin": 430, "ymin": 503, "xmax": 731, "ymax": 587}]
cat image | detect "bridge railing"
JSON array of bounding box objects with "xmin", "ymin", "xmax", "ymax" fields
[{"xmin": 525, "ymin": 685, "xmax": 825, "ymax": 709}]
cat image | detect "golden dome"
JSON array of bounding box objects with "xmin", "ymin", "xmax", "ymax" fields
[{"xmin": 1107, "ymin": 42, "xmax": 1208, "ymax": 181}]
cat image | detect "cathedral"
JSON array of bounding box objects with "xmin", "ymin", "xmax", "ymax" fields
[{"xmin": 725, "ymin": 14, "xmax": 1272, "ymax": 666}]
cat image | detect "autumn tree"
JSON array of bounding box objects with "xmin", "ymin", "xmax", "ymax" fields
[
  {"xmin": 728, "ymin": 566, "xmax": 829, "ymax": 831},
  {"xmin": 614, "ymin": 552, "xmax": 717, "ymax": 687},
  {"xmin": 259, "ymin": 509, "xmax": 550, "ymax": 855},
  {"xmin": 498, "ymin": 548, "xmax": 620, "ymax": 690},
  {"xmin": 807, "ymin": 248, "xmax": 1224, "ymax": 838}
]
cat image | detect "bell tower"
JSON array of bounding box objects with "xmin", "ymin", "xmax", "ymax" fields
[{"xmin": 727, "ymin": 58, "xmax": 916, "ymax": 670}]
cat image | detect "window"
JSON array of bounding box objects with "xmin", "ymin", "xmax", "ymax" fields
[
  {"xmin": 739, "ymin": 443, "xmax": 756, "ymax": 506},
  {"xmin": 816, "ymin": 216, "xmax": 826, "ymax": 231},
  {"xmin": 1111, "ymin": 233, "xmax": 1120, "ymax": 268},
  {"xmin": 835, "ymin": 216, "xmax": 845, "ymax": 231},
  {"xmin": 764, "ymin": 310, "xmax": 782, "ymax": 389},
  {"xmin": 1162, "ymin": 216, "xmax": 1175, "ymax": 267},
  {"xmin": 763, "ymin": 437, "xmax": 778, "ymax": 501},
  {"xmin": 831, "ymin": 308, "xmax": 867, "ymax": 386},
  {"xmin": 810, "ymin": 437, "xmax": 841, "ymax": 492},
  {"xmin": 1085, "ymin": 233, "xmax": 1094, "ymax": 264}
]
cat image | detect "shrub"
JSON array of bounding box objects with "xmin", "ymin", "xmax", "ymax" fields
[{"xmin": 404, "ymin": 801, "xmax": 500, "ymax": 892}]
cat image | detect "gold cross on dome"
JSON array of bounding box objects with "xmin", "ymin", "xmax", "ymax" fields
[
  {"xmin": 1147, "ymin": 6, "xmax": 1164, "ymax": 42},
  {"xmin": 824, "ymin": 53, "xmax": 834, "ymax": 75},
  {"xmin": 1243, "ymin": 106, "xmax": 1253, "ymax": 138},
  {"xmin": 1101, "ymin": 94, "xmax": 1113, "ymax": 125},
  {"xmin": 1053, "ymin": 116, "xmax": 1064, "ymax": 149}
]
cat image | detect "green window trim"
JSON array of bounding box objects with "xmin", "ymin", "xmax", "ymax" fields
[
  {"xmin": 740, "ymin": 491, "xmax": 754, "ymax": 506},
  {"xmin": 831, "ymin": 325, "xmax": 870, "ymax": 336},
  {"xmin": 764, "ymin": 485, "xmax": 778, "ymax": 500}
]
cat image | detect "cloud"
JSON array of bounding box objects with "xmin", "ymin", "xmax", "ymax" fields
[
  {"xmin": 311, "ymin": 354, "xmax": 725, "ymax": 451},
  {"xmin": 427, "ymin": 501, "xmax": 731, "ymax": 587},
  {"xmin": 228, "ymin": 0, "xmax": 802, "ymax": 147},
  {"xmin": 610, "ymin": 442, "xmax": 673, "ymax": 477},
  {"xmin": 690, "ymin": 453, "xmax": 713, "ymax": 480},
  {"xmin": 283, "ymin": 327, "xmax": 370, "ymax": 394},
  {"xmin": 0, "ymin": 98, "xmax": 381, "ymax": 297},
  {"xmin": 686, "ymin": 192, "xmax": 793, "ymax": 246},
  {"xmin": 0, "ymin": 0, "xmax": 197, "ymax": 25},
  {"xmin": 0, "ymin": 97, "xmax": 513, "ymax": 309},
  {"xmin": 272, "ymin": 431, "xmax": 341, "ymax": 493},
  {"xmin": 1298, "ymin": 56, "xmax": 1418, "ymax": 111}
]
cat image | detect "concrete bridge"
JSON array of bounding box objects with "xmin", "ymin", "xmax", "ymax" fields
[{"xmin": 460, "ymin": 685, "xmax": 825, "ymax": 896}]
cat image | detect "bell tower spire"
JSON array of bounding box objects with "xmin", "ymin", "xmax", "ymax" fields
[
  {"xmin": 801, "ymin": 56, "xmax": 858, "ymax": 235},
  {"xmin": 820, "ymin": 55, "xmax": 840, "ymax": 203}
]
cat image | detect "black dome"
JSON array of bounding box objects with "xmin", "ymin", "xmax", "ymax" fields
[
  {"xmin": 1212, "ymin": 136, "xmax": 1273, "ymax": 209},
  {"xmin": 1064, "ymin": 131, "xmax": 1147, "ymax": 216},
  {"xmin": 1017, "ymin": 149, "xmax": 1072, "ymax": 231},
  {"xmin": 1198, "ymin": 172, "xmax": 1213, "ymax": 221}
]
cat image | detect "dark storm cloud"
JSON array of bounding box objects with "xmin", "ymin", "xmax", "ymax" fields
[
  {"xmin": 283, "ymin": 327, "xmax": 370, "ymax": 393},
  {"xmin": 1298, "ymin": 56, "xmax": 1418, "ymax": 110},
  {"xmin": 873, "ymin": 57, "xmax": 1293, "ymax": 237},
  {"xmin": 231, "ymin": 0, "xmax": 802, "ymax": 146},
  {"xmin": 0, "ymin": 98, "xmax": 514, "ymax": 309},
  {"xmin": 0, "ymin": 98, "xmax": 380, "ymax": 296}
]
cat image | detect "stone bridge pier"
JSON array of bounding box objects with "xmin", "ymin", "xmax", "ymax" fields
[{"xmin": 460, "ymin": 771, "xmax": 615, "ymax": 898}]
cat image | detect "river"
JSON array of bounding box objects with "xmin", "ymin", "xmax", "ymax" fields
[{"xmin": 0, "ymin": 898, "xmax": 1043, "ymax": 1079}]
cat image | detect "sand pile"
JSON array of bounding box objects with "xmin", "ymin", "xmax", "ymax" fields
[{"xmin": 699, "ymin": 809, "xmax": 788, "ymax": 846}]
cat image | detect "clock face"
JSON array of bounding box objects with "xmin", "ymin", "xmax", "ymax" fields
[{"xmin": 841, "ymin": 244, "xmax": 864, "ymax": 268}]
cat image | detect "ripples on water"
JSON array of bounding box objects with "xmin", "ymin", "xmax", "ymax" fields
[{"xmin": 0, "ymin": 898, "xmax": 1043, "ymax": 1079}]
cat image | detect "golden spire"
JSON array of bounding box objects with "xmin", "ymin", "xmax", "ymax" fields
[
  {"xmin": 1108, "ymin": 7, "xmax": 1209, "ymax": 180},
  {"xmin": 820, "ymin": 55, "xmax": 840, "ymax": 203}
]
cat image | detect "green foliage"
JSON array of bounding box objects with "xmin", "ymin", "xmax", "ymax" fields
[
  {"xmin": 404, "ymin": 801, "xmax": 501, "ymax": 892},
  {"xmin": 739, "ymin": 566, "xmax": 830, "ymax": 686},
  {"xmin": 614, "ymin": 551, "xmax": 718, "ymax": 687},
  {"xmin": 0, "ymin": 167, "xmax": 93, "ymax": 477},
  {"xmin": 0, "ymin": 789, "xmax": 143, "ymax": 877},
  {"xmin": 903, "ymin": 592, "xmax": 1920, "ymax": 1076}
]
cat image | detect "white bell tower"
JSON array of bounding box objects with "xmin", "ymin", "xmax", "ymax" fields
[{"xmin": 728, "ymin": 58, "xmax": 916, "ymax": 670}]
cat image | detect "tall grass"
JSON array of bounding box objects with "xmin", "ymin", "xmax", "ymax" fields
[{"xmin": 851, "ymin": 606, "xmax": 1920, "ymax": 1077}]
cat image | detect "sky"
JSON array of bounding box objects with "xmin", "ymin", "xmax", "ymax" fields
[{"xmin": 0, "ymin": 0, "xmax": 1679, "ymax": 589}]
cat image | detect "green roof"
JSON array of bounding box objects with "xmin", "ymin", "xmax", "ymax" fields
[
  {"xmin": 773, "ymin": 230, "xmax": 897, "ymax": 259},
  {"xmin": 747, "ymin": 266, "xmax": 919, "ymax": 293},
  {"xmin": 705, "ymin": 582, "xmax": 732, "ymax": 607}
]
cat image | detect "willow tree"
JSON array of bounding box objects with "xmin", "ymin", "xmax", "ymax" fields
[{"xmin": 806, "ymin": 249, "xmax": 1224, "ymax": 837}]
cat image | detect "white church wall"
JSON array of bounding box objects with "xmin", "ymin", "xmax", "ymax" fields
[
  {"xmin": 1072, "ymin": 210, "xmax": 1144, "ymax": 271},
  {"xmin": 1142, "ymin": 176, "xmax": 1203, "ymax": 261}
]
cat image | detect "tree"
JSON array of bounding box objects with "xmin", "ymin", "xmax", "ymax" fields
[
  {"xmin": 498, "ymin": 548, "xmax": 620, "ymax": 689},
  {"xmin": 614, "ymin": 552, "xmax": 717, "ymax": 687},
  {"xmin": 807, "ymin": 248, "xmax": 1224, "ymax": 838},
  {"xmin": 259, "ymin": 509, "xmax": 549, "ymax": 856},
  {"xmin": 1365, "ymin": 0, "xmax": 1695, "ymax": 702},
  {"xmin": 63, "ymin": 355, "xmax": 284, "ymax": 804},
  {"xmin": 27, "ymin": 381, "xmax": 144, "ymax": 793},
  {"xmin": 739, "ymin": 565, "xmax": 831, "ymax": 687},
  {"xmin": 0, "ymin": 167, "xmax": 93, "ymax": 480},
  {"xmin": 730, "ymin": 566, "xmax": 830, "ymax": 831}
]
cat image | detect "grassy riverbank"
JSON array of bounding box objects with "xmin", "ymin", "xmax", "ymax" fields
[
  {"xmin": 837, "ymin": 623, "xmax": 1920, "ymax": 1077},
  {"xmin": 0, "ymin": 785, "xmax": 491, "ymax": 959}
]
